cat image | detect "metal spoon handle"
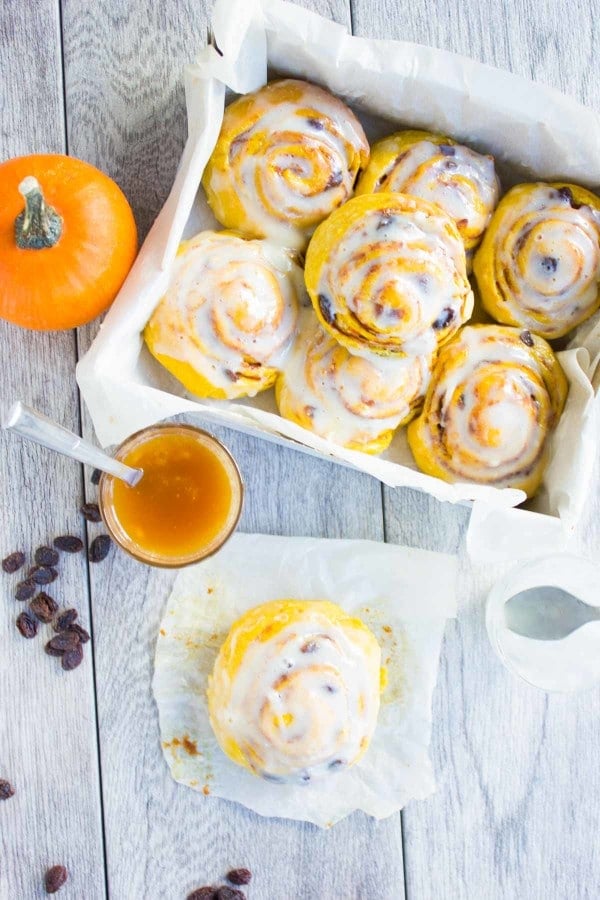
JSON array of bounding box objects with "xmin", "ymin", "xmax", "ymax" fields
[{"xmin": 3, "ymin": 402, "xmax": 142, "ymax": 487}]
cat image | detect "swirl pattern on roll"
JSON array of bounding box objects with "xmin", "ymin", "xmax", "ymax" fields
[
  {"xmin": 305, "ymin": 192, "xmax": 473, "ymax": 357},
  {"xmin": 144, "ymin": 231, "xmax": 300, "ymax": 399},
  {"xmin": 407, "ymin": 324, "xmax": 568, "ymax": 498},
  {"xmin": 276, "ymin": 311, "xmax": 432, "ymax": 453},
  {"xmin": 202, "ymin": 79, "xmax": 370, "ymax": 249},
  {"xmin": 207, "ymin": 600, "xmax": 382, "ymax": 783},
  {"xmin": 356, "ymin": 130, "xmax": 500, "ymax": 268},
  {"xmin": 473, "ymin": 182, "xmax": 600, "ymax": 339}
]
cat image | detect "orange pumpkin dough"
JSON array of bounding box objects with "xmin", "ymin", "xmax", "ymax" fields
[{"xmin": 0, "ymin": 154, "xmax": 138, "ymax": 330}]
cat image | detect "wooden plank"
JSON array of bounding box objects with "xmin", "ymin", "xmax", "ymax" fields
[
  {"xmin": 348, "ymin": 0, "xmax": 600, "ymax": 897},
  {"xmin": 64, "ymin": 0, "xmax": 405, "ymax": 896},
  {"xmin": 0, "ymin": 3, "xmax": 106, "ymax": 899},
  {"xmin": 352, "ymin": 0, "xmax": 600, "ymax": 110}
]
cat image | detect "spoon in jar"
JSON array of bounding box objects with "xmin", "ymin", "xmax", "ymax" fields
[
  {"xmin": 504, "ymin": 585, "xmax": 600, "ymax": 641},
  {"xmin": 3, "ymin": 402, "xmax": 143, "ymax": 487}
]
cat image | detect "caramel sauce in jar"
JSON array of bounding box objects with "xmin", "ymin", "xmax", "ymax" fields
[{"xmin": 99, "ymin": 425, "xmax": 243, "ymax": 566}]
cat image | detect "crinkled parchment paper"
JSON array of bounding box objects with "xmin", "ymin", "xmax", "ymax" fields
[
  {"xmin": 152, "ymin": 533, "xmax": 457, "ymax": 827},
  {"xmin": 77, "ymin": 0, "xmax": 600, "ymax": 559}
]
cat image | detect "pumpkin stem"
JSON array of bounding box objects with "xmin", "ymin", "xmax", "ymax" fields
[{"xmin": 14, "ymin": 176, "xmax": 63, "ymax": 249}]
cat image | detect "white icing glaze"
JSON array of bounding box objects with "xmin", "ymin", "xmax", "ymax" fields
[
  {"xmin": 211, "ymin": 611, "xmax": 381, "ymax": 783},
  {"xmin": 377, "ymin": 140, "xmax": 499, "ymax": 252},
  {"xmin": 278, "ymin": 311, "xmax": 431, "ymax": 448},
  {"xmin": 146, "ymin": 231, "xmax": 300, "ymax": 395},
  {"xmin": 492, "ymin": 185, "xmax": 600, "ymax": 334},
  {"xmin": 316, "ymin": 198, "xmax": 472, "ymax": 355},
  {"xmin": 209, "ymin": 81, "xmax": 368, "ymax": 248},
  {"xmin": 419, "ymin": 326, "xmax": 555, "ymax": 484}
]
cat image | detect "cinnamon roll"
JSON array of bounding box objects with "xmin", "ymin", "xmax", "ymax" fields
[
  {"xmin": 473, "ymin": 182, "xmax": 600, "ymax": 339},
  {"xmin": 407, "ymin": 324, "xmax": 568, "ymax": 498},
  {"xmin": 144, "ymin": 231, "xmax": 300, "ymax": 399},
  {"xmin": 207, "ymin": 599, "xmax": 382, "ymax": 783},
  {"xmin": 304, "ymin": 192, "xmax": 473, "ymax": 357},
  {"xmin": 356, "ymin": 130, "xmax": 500, "ymax": 269},
  {"xmin": 276, "ymin": 312, "xmax": 432, "ymax": 453},
  {"xmin": 202, "ymin": 79, "xmax": 369, "ymax": 249}
]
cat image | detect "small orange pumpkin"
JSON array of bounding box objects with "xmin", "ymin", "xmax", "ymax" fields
[{"xmin": 0, "ymin": 154, "xmax": 138, "ymax": 330}]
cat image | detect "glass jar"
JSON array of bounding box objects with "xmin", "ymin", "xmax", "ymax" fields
[
  {"xmin": 486, "ymin": 553, "xmax": 600, "ymax": 692},
  {"xmin": 99, "ymin": 423, "xmax": 244, "ymax": 567}
]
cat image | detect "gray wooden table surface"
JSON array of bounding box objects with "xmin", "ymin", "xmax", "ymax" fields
[{"xmin": 1, "ymin": 1, "xmax": 600, "ymax": 898}]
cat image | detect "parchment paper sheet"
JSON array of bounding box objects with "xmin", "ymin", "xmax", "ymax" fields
[
  {"xmin": 77, "ymin": 0, "xmax": 600, "ymax": 559},
  {"xmin": 152, "ymin": 533, "xmax": 457, "ymax": 826}
]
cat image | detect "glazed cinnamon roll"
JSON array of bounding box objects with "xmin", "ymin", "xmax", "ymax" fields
[
  {"xmin": 356, "ymin": 130, "xmax": 500, "ymax": 269},
  {"xmin": 304, "ymin": 192, "xmax": 473, "ymax": 357},
  {"xmin": 207, "ymin": 599, "xmax": 382, "ymax": 783},
  {"xmin": 144, "ymin": 231, "xmax": 300, "ymax": 399},
  {"xmin": 202, "ymin": 79, "xmax": 369, "ymax": 249},
  {"xmin": 407, "ymin": 324, "xmax": 568, "ymax": 498},
  {"xmin": 276, "ymin": 312, "xmax": 432, "ymax": 453},
  {"xmin": 473, "ymin": 182, "xmax": 600, "ymax": 339}
]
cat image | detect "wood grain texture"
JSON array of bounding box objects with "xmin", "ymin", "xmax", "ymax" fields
[
  {"xmin": 352, "ymin": 0, "xmax": 600, "ymax": 111},
  {"xmin": 348, "ymin": 2, "xmax": 600, "ymax": 898},
  {"xmin": 63, "ymin": 0, "xmax": 405, "ymax": 897},
  {"xmin": 0, "ymin": 4, "xmax": 106, "ymax": 899}
]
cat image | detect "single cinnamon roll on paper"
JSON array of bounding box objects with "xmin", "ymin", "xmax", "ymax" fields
[
  {"xmin": 407, "ymin": 324, "xmax": 568, "ymax": 498},
  {"xmin": 144, "ymin": 231, "xmax": 300, "ymax": 399},
  {"xmin": 473, "ymin": 182, "xmax": 600, "ymax": 339},
  {"xmin": 202, "ymin": 79, "xmax": 370, "ymax": 249},
  {"xmin": 356, "ymin": 130, "xmax": 499, "ymax": 268},
  {"xmin": 305, "ymin": 192, "xmax": 473, "ymax": 357},
  {"xmin": 207, "ymin": 599, "xmax": 382, "ymax": 784},
  {"xmin": 276, "ymin": 312, "xmax": 432, "ymax": 454}
]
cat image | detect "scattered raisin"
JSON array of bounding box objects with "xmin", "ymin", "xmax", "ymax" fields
[
  {"xmin": 541, "ymin": 256, "xmax": 558, "ymax": 274},
  {"xmin": 439, "ymin": 144, "xmax": 456, "ymax": 156},
  {"xmin": 227, "ymin": 868, "xmax": 252, "ymax": 886},
  {"xmin": 325, "ymin": 170, "xmax": 343, "ymax": 188},
  {"xmin": 53, "ymin": 535, "xmax": 84, "ymax": 553},
  {"xmin": 80, "ymin": 503, "xmax": 102, "ymax": 523},
  {"xmin": 30, "ymin": 593, "xmax": 59, "ymax": 623},
  {"xmin": 54, "ymin": 609, "xmax": 78, "ymax": 632},
  {"xmin": 29, "ymin": 565, "xmax": 58, "ymax": 585},
  {"xmin": 16, "ymin": 611, "xmax": 38, "ymax": 639},
  {"xmin": 187, "ymin": 889, "xmax": 218, "ymax": 900},
  {"xmin": 2, "ymin": 551, "xmax": 25, "ymax": 573},
  {"xmin": 34, "ymin": 546, "xmax": 59, "ymax": 567},
  {"xmin": 91, "ymin": 468, "xmax": 102, "ymax": 485},
  {"xmin": 15, "ymin": 579, "xmax": 36, "ymax": 601},
  {"xmin": 45, "ymin": 641, "xmax": 65, "ymax": 658},
  {"xmin": 66, "ymin": 623, "xmax": 90, "ymax": 644},
  {"xmin": 62, "ymin": 643, "xmax": 84, "ymax": 671},
  {"xmin": 306, "ymin": 116, "xmax": 324, "ymax": 130},
  {"xmin": 0, "ymin": 779, "xmax": 15, "ymax": 800},
  {"xmin": 89, "ymin": 534, "xmax": 111, "ymax": 563},
  {"xmin": 44, "ymin": 865, "xmax": 68, "ymax": 893},
  {"xmin": 216, "ymin": 888, "xmax": 245, "ymax": 900},
  {"xmin": 432, "ymin": 307, "xmax": 455, "ymax": 330},
  {"xmin": 520, "ymin": 330, "xmax": 534, "ymax": 347},
  {"xmin": 318, "ymin": 293, "xmax": 335, "ymax": 325},
  {"xmin": 48, "ymin": 631, "xmax": 80, "ymax": 653}
]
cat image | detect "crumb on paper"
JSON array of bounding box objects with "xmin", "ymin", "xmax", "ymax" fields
[
  {"xmin": 203, "ymin": 785, "xmax": 210, "ymax": 795},
  {"xmin": 182, "ymin": 735, "xmax": 199, "ymax": 756},
  {"xmin": 163, "ymin": 735, "xmax": 200, "ymax": 757},
  {"xmin": 160, "ymin": 628, "xmax": 166, "ymax": 636}
]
